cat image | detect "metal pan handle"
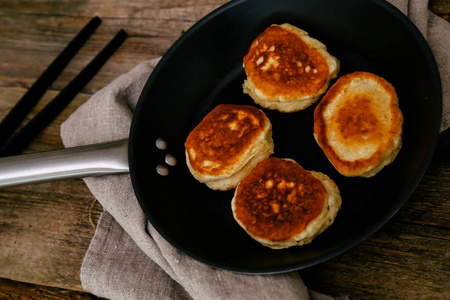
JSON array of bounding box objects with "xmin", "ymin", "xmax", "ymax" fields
[{"xmin": 0, "ymin": 139, "xmax": 129, "ymax": 188}]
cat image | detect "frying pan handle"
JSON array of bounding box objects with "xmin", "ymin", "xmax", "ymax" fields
[{"xmin": 0, "ymin": 139, "xmax": 129, "ymax": 188}]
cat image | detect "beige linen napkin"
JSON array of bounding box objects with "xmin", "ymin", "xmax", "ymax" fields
[{"xmin": 60, "ymin": 1, "xmax": 449, "ymax": 299}]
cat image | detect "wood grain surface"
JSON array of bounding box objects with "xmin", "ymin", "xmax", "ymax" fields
[{"xmin": 0, "ymin": 0, "xmax": 449, "ymax": 299}]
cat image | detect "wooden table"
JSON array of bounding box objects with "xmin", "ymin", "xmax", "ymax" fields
[{"xmin": 0, "ymin": 0, "xmax": 448, "ymax": 299}]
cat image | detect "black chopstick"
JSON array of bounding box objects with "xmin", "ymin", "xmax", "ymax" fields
[
  {"xmin": 0, "ymin": 16, "xmax": 101, "ymax": 148},
  {"xmin": 0, "ymin": 29, "xmax": 128, "ymax": 157}
]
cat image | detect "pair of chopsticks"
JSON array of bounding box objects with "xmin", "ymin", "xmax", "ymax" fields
[{"xmin": 0, "ymin": 17, "xmax": 127, "ymax": 157}]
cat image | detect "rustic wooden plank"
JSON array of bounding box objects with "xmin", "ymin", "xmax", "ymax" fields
[
  {"xmin": 394, "ymin": 131, "xmax": 450, "ymax": 229},
  {"xmin": 301, "ymin": 222, "xmax": 450, "ymax": 299},
  {"xmin": 0, "ymin": 0, "xmax": 229, "ymax": 93},
  {"xmin": 430, "ymin": 0, "xmax": 450, "ymax": 14},
  {"xmin": 0, "ymin": 178, "xmax": 102, "ymax": 291},
  {"xmin": 430, "ymin": 0, "xmax": 450, "ymax": 20},
  {"xmin": 0, "ymin": 277, "xmax": 101, "ymax": 299},
  {"xmin": 0, "ymin": 87, "xmax": 90, "ymax": 151},
  {"xmin": 0, "ymin": 86, "xmax": 99, "ymax": 292}
]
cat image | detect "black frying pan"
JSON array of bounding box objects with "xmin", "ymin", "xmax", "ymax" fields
[
  {"xmin": 129, "ymin": 0, "xmax": 442, "ymax": 273},
  {"xmin": 0, "ymin": 0, "xmax": 441, "ymax": 274}
]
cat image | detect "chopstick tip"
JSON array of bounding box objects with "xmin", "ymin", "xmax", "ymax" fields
[
  {"xmin": 118, "ymin": 29, "xmax": 128, "ymax": 38},
  {"xmin": 92, "ymin": 16, "xmax": 102, "ymax": 24}
]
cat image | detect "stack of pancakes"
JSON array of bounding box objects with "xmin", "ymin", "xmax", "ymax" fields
[
  {"xmin": 185, "ymin": 104, "xmax": 274, "ymax": 191},
  {"xmin": 184, "ymin": 23, "xmax": 403, "ymax": 249},
  {"xmin": 232, "ymin": 157, "xmax": 341, "ymax": 249},
  {"xmin": 243, "ymin": 23, "xmax": 340, "ymax": 112},
  {"xmin": 314, "ymin": 72, "xmax": 403, "ymax": 177}
]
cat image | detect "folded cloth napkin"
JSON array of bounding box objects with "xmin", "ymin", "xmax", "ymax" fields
[{"xmin": 60, "ymin": 1, "xmax": 450, "ymax": 299}]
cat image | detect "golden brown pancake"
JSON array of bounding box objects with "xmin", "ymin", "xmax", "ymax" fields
[
  {"xmin": 314, "ymin": 71, "xmax": 403, "ymax": 177},
  {"xmin": 232, "ymin": 157, "xmax": 341, "ymax": 249},
  {"xmin": 185, "ymin": 104, "xmax": 274, "ymax": 190},
  {"xmin": 243, "ymin": 23, "xmax": 340, "ymax": 112}
]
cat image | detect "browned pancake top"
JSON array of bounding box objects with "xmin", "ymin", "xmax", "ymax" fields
[
  {"xmin": 233, "ymin": 157, "xmax": 326, "ymax": 242},
  {"xmin": 185, "ymin": 104, "xmax": 267, "ymax": 176},
  {"xmin": 332, "ymin": 94, "xmax": 386, "ymax": 144},
  {"xmin": 314, "ymin": 72, "xmax": 403, "ymax": 175},
  {"xmin": 243, "ymin": 25, "xmax": 329, "ymax": 100}
]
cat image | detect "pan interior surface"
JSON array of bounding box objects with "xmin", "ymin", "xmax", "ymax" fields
[{"xmin": 129, "ymin": 0, "xmax": 441, "ymax": 273}]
